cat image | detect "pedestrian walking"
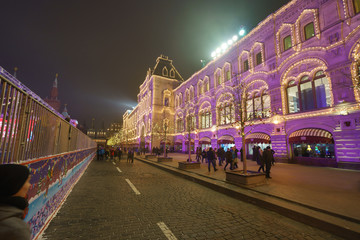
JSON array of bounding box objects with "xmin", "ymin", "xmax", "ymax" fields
[
  {"xmin": 0, "ymin": 164, "xmax": 31, "ymax": 240},
  {"xmin": 196, "ymin": 147, "xmax": 201, "ymax": 162},
  {"xmin": 240, "ymin": 148, "xmax": 244, "ymax": 162},
  {"xmin": 262, "ymin": 146, "xmax": 275, "ymax": 178},
  {"xmin": 216, "ymin": 148, "xmax": 222, "ymax": 166},
  {"xmin": 118, "ymin": 149, "xmax": 122, "ymax": 161},
  {"xmin": 207, "ymin": 148, "xmax": 217, "ymax": 172},
  {"xmin": 127, "ymin": 150, "xmax": 132, "ymax": 163},
  {"xmin": 131, "ymin": 149, "xmax": 134, "ymax": 163},
  {"xmin": 232, "ymin": 147, "xmax": 239, "ymax": 169},
  {"xmin": 224, "ymin": 149, "xmax": 233, "ymax": 170},
  {"xmin": 257, "ymin": 147, "xmax": 265, "ymax": 173},
  {"xmin": 201, "ymin": 149, "xmax": 207, "ymax": 163}
]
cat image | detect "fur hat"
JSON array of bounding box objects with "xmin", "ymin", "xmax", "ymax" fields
[{"xmin": 0, "ymin": 164, "xmax": 29, "ymax": 197}]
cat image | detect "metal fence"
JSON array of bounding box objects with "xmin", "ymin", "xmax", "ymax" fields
[{"xmin": 0, "ymin": 67, "xmax": 96, "ymax": 164}]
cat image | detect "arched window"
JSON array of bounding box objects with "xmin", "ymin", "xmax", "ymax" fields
[
  {"xmin": 162, "ymin": 67, "xmax": 168, "ymax": 76},
  {"xmin": 185, "ymin": 90, "xmax": 190, "ymax": 103},
  {"xmin": 245, "ymin": 91, "xmax": 271, "ymax": 120},
  {"xmin": 300, "ymin": 76, "xmax": 314, "ymax": 111},
  {"xmin": 198, "ymin": 82, "xmax": 203, "ymax": 95},
  {"xmin": 200, "ymin": 110, "xmax": 212, "ymax": 129},
  {"xmin": 164, "ymin": 97, "xmax": 169, "ymax": 107},
  {"xmin": 286, "ymin": 71, "xmax": 331, "ymax": 113},
  {"xmin": 205, "ymin": 81, "xmax": 209, "ymax": 92},
  {"xmin": 176, "ymin": 117, "xmax": 184, "ymax": 132},
  {"xmin": 186, "ymin": 115, "xmax": 196, "ymax": 130},
  {"xmin": 304, "ymin": 22, "xmax": 315, "ymax": 40},
  {"xmin": 170, "ymin": 69, "xmax": 175, "ymax": 78},
  {"xmin": 283, "ymin": 35, "xmax": 292, "ymax": 51},
  {"xmin": 314, "ymin": 71, "xmax": 331, "ymax": 108},
  {"xmin": 226, "ymin": 69, "xmax": 231, "ymax": 81},
  {"xmin": 219, "ymin": 103, "xmax": 234, "ymax": 125}
]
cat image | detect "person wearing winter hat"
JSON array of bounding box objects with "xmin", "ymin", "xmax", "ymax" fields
[{"xmin": 0, "ymin": 164, "xmax": 31, "ymax": 240}]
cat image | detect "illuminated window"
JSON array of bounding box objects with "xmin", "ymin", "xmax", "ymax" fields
[
  {"xmin": 300, "ymin": 76, "xmax": 314, "ymax": 111},
  {"xmin": 205, "ymin": 81, "xmax": 209, "ymax": 92},
  {"xmin": 246, "ymin": 92, "xmax": 271, "ymax": 120},
  {"xmin": 219, "ymin": 103, "xmax": 235, "ymax": 125},
  {"xmin": 256, "ymin": 52, "xmax": 262, "ymax": 66},
  {"xmin": 283, "ymin": 35, "xmax": 292, "ymax": 51},
  {"xmin": 176, "ymin": 118, "xmax": 184, "ymax": 132},
  {"xmin": 200, "ymin": 110, "xmax": 212, "ymax": 129},
  {"xmin": 243, "ymin": 59, "xmax": 249, "ymax": 72},
  {"xmin": 287, "ymin": 80, "xmax": 300, "ymax": 113},
  {"xmin": 354, "ymin": 0, "xmax": 360, "ymax": 14},
  {"xmin": 304, "ymin": 22, "xmax": 315, "ymax": 40},
  {"xmin": 226, "ymin": 70, "xmax": 231, "ymax": 81},
  {"xmin": 215, "ymin": 72, "xmax": 221, "ymax": 86},
  {"xmin": 186, "ymin": 115, "xmax": 196, "ymax": 130},
  {"xmin": 286, "ymin": 71, "xmax": 331, "ymax": 114}
]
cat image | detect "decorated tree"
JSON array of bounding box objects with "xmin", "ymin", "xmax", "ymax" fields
[
  {"xmin": 220, "ymin": 74, "xmax": 277, "ymax": 174},
  {"xmin": 152, "ymin": 110, "xmax": 174, "ymax": 158}
]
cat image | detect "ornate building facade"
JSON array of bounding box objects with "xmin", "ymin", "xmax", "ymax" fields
[{"xmin": 122, "ymin": 0, "xmax": 360, "ymax": 170}]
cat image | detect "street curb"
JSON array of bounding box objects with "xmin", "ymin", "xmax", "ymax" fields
[{"xmin": 135, "ymin": 156, "xmax": 360, "ymax": 239}]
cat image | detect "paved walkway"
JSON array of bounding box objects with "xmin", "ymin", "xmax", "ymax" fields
[{"xmin": 135, "ymin": 153, "xmax": 360, "ymax": 238}]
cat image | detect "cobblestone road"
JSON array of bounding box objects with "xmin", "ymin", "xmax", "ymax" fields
[{"xmin": 42, "ymin": 158, "xmax": 343, "ymax": 240}]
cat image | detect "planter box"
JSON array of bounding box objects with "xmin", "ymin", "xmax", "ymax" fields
[
  {"xmin": 226, "ymin": 170, "xmax": 266, "ymax": 187},
  {"xmin": 145, "ymin": 154, "xmax": 156, "ymax": 159},
  {"xmin": 178, "ymin": 161, "xmax": 201, "ymax": 170},
  {"xmin": 157, "ymin": 157, "xmax": 173, "ymax": 162}
]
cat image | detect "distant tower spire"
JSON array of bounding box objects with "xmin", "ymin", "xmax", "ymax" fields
[
  {"xmin": 91, "ymin": 118, "xmax": 95, "ymax": 129},
  {"xmin": 14, "ymin": 67, "xmax": 18, "ymax": 78},
  {"xmin": 44, "ymin": 73, "xmax": 61, "ymax": 112},
  {"xmin": 62, "ymin": 104, "xmax": 70, "ymax": 119},
  {"xmin": 50, "ymin": 73, "xmax": 59, "ymax": 100}
]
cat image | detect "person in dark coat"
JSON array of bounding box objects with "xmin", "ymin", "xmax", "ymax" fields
[
  {"xmin": 257, "ymin": 147, "xmax": 265, "ymax": 173},
  {"xmin": 201, "ymin": 149, "xmax": 207, "ymax": 163},
  {"xmin": 262, "ymin": 146, "xmax": 275, "ymax": 178},
  {"xmin": 0, "ymin": 164, "xmax": 31, "ymax": 240},
  {"xmin": 127, "ymin": 150, "xmax": 132, "ymax": 163},
  {"xmin": 206, "ymin": 148, "xmax": 217, "ymax": 172},
  {"xmin": 224, "ymin": 149, "xmax": 233, "ymax": 170}
]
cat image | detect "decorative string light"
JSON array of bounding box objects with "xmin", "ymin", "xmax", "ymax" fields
[{"xmin": 122, "ymin": 0, "xmax": 360, "ymax": 146}]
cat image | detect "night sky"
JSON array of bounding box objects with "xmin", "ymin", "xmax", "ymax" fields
[{"xmin": 0, "ymin": 0, "xmax": 290, "ymax": 129}]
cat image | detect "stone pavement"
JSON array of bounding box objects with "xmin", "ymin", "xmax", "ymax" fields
[
  {"xmin": 135, "ymin": 153, "xmax": 360, "ymax": 239},
  {"xmin": 42, "ymin": 158, "xmax": 344, "ymax": 240}
]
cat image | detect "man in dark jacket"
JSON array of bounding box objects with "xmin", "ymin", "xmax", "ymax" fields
[
  {"xmin": 0, "ymin": 164, "xmax": 31, "ymax": 240},
  {"xmin": 224, "ymin": 149, "xmax": 233, "ymax": 170},
  {"xmin": 262, "ymin": 146, "xmax": 274, "ymax": 178},
  {"xmin": 206, "ymin": 148, "xmax": 217, "ymax": 172}
]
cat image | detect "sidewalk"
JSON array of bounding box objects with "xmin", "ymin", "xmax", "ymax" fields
[{"xmin": 135, "ymin": 152, "xmax": 360, "ymax": 239}]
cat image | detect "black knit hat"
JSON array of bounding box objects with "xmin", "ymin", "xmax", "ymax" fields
[{"xmin": 0, "ymin": 164, "xmax": 30, "ymax": 197}]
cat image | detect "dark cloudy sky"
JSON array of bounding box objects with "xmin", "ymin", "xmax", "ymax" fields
[{"xmin": 0, "ymin": 0, "xmax": 290, "ymax": 129}]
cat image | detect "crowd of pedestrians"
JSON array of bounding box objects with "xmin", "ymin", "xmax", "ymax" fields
[
  {"xmin": 96, "ymin": 147, "xmax": 138, "ymax": 163},
  {"xmin": 194, "ymin": 145, "xmax": 275, "ymax": 177}
]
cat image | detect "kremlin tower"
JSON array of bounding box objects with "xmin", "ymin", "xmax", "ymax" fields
[{"xmin": 45, "ymin": 73, "xmax": 61, "ymax": 112}]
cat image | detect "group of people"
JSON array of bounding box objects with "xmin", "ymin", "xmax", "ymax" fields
[
  {"xmin": 195, "ymin": 145, "xmax": 275, "ymax": 178},
  {"xmin": 252, "ymin": 145, "xmax": 275, "ymax": 178},
  {"xmin": 96, "ymin": 147, "xmax": 136, "ymax": 163},
  {"xmin": 195, "ymin": 146, "xmax": 243, "ymax": 172}
]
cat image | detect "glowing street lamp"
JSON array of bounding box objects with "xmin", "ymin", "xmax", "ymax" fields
[{"xmin": 239, "ymin": 28, "xmax": 246, "ymax": 36}]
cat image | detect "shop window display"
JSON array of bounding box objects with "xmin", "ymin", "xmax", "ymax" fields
[{"xmin": 292, "ymin": 143, "xmax": 334, "ymax": 158}]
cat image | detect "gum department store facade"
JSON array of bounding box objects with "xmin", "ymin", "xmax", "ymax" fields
[{"xmin": 121, "ymin": 0, "xmax": 360, "ymax": 170}]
